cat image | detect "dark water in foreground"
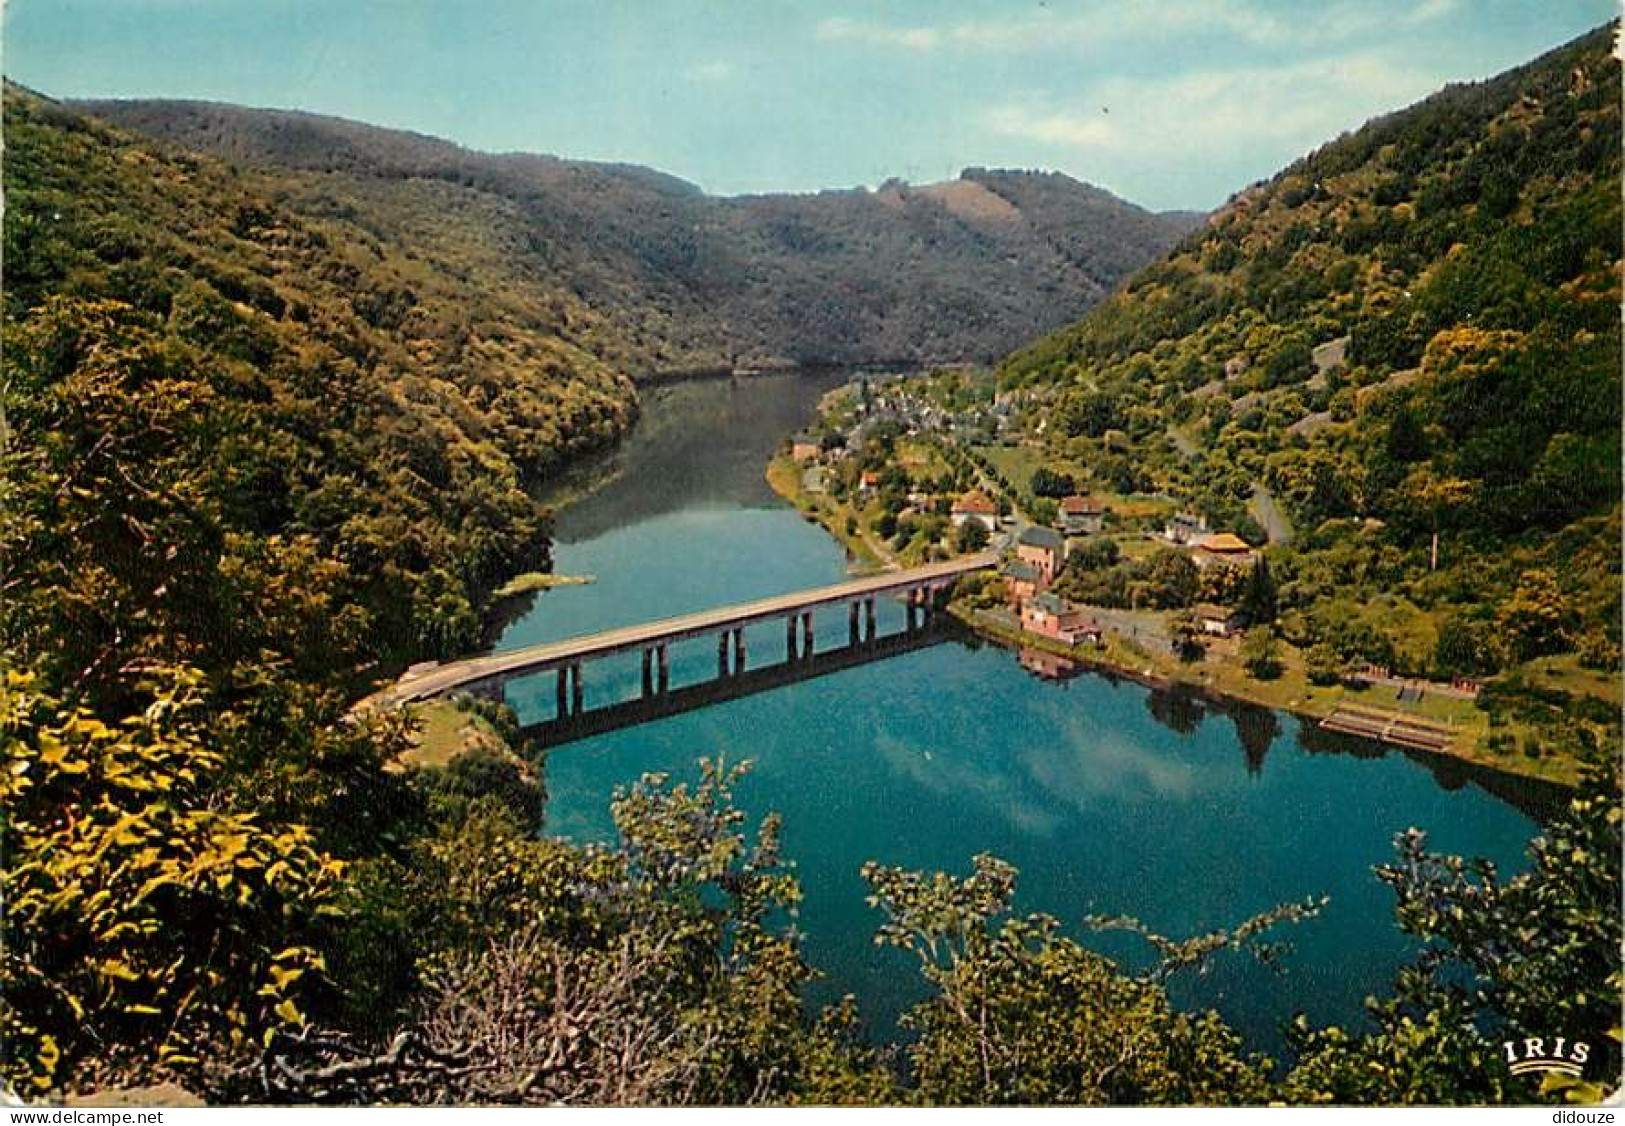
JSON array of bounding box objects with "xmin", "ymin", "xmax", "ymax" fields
[{"xmin": 497, "ymin": 372, "xmax": 1545, "ymax": 1054}]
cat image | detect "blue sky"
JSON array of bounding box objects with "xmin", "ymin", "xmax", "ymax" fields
[{"xmin": 4, "ymin": 0, "xmax": 1614, "ymax": 210}]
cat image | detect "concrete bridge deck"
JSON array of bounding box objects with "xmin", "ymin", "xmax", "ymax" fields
[{"xmin": 367, "ymin": 552, "xmax": 997, "ymax": 709}]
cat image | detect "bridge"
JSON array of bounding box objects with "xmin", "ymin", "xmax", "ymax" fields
[
  {"xmin": 521, "ymin": 620, "xmax": 953, "ymax": 749},
  {"xmin": 365, "ymin": 552, "xmax": 997, "ymax": 714}
]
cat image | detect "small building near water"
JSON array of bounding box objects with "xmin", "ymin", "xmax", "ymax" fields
[
  {"xmin": 1021, "ymin": 593, "xmax": 1102, "ymax": 646},
  {"xmin": 1195, "ymin": 603, "xmax": 1247, "ymax": 638},
  {"xmin": 951, "ymin": 489, "xmax": 999, "ymax": 532},
  {"xmin": 790, "ymin": 433, "xmax": 821, "ymax": 462},
  {"xmin": 1016, "ymin": 525, "xmax": 1066, "ymax": 583},
  {"xmin": 1192, "ymin": 532, "xmax": 1256, "ymax": 569},
  {"xmin": 1165, "ymin": 511, "xmax": 1209, "ymax": 544},
  {"xmin": 1002, "ymin": 559, "xmax": 1044, "ymax": 603},
  {"xmin": 1058, "ymin": 495, "xmax": 1106, "ymax": 535}
]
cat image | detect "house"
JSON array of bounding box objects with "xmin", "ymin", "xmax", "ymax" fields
[
  {"xmin": 790, "ymin": 434, "xmax": 821, "ymax": 463},
  {"xmin": 1016, "ymin": 525, "xmax": 1065, "ymax": 582},
  {"xmin": 1195, "ymin": 603, "xmax": 1247, "ymax": 638},
  {"xmin": 950, "ymin": 489, "xmax": 999, "ymax": 532},
  {"xmin": 1021, "ymin": 593, "xmax": 1101, "ymax": 645},
  {"xmin": 1192, "ymin": 532, "xmax": 1255, "ymax": 569},
  {"xmin": 1002, "ymin": 559, "xmax": 1043, "ymax": 603},
  {"xmin": 1164, "ymin": 511, "xmax": 1209, "ymax": 544},
  {"xmin": 1058, "ymin": 495, "xmax": 1106, "ymax": 535}
]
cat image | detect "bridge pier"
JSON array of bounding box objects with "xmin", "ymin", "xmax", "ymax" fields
[
  {"xmin": 379, "ymin": 553, "xmax": 995, "ymax": 711},
  {"xmin": 556, "ymin": 663, "xmax": 586, "ymax": 718}
]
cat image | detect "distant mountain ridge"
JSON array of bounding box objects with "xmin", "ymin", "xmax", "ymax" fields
[{"xmin": 71, "ymin": 97, "xmax": 1201, "ymax": 374}]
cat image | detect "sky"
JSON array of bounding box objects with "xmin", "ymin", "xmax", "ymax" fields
[{"xmin": 3, "ymin": 0, "xmax": 1615, "ymax": 211}]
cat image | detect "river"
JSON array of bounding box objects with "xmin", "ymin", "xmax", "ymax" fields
[{"xmin": 494, "ymin": 371, "xmax": 1548, "ymax": 1055}]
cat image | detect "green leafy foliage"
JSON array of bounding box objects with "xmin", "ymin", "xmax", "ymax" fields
[
  {"xmin": 995, "ymin": 25, "xmax": 1620, "ymax": 759},
  {"xmin": 864, "ymin": 855, "xmax": 1272, "ymax": 1105},
  {"xmin": 1, "ymin": 667, "xmax": 345, "ymax": 1093}
]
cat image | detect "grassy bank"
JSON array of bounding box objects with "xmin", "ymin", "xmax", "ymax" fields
[
  {"xmin": 492, "ymin": 572, "xmax": 595, "ymax": 598},
  {"xmin": 766, "ymin": 455, "xmax": 891, "ymax": 572},
  {"xmin": 951, "ymin": 602, "xmax": 1581, "ymax": 789}
]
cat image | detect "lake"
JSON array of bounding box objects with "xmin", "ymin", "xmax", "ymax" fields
[{"xmin": 495, "ymin": 371, "xmax": 1548, "ymax": 1055}]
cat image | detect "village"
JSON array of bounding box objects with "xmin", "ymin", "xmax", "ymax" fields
[{"xmin": 769, "ymin": 369, "xmax": 1491, "ymax": 770}]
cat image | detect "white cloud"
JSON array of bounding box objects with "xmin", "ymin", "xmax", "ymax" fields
[
  {"xmin": 684, "ymin": 60, "xmax": 737, "ymax": 84},
  {"xmin": 984, "ymin": 50, "xmax": 1440, "ymax": 163},
  {"xmin": 983, "ymin": 104, "xmax": 1115, "ymax": 148},
  {"xmin": 816, "ymin": 17, "xmax": 941, "ymax": 52},
  {"xmin": 1404, "ymin": 0, "xmax": 1461, "ymax": 26},
  {"xmin": 817, "ymin": 0, "xmax": 1460, "ymax": 56}
]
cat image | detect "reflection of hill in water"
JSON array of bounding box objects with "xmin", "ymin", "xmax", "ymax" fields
[
  {"xmin": 1294, "ymin": 718, "xmax": 1569, "ymax": 823},
  {"xmin": 1014, "ymin": 660, "xmax": 1567, "ymax": 823},
  {"xmin": 554, "ymin": 372, "xmax": 848, "ymax": 543}
]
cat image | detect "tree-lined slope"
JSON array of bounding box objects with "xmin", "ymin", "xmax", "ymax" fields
[
  {"xmin": 1000, "ymin": 25, "xmax": 1621, "ymax": 693},
  {"xmin": 73, "ymin": 98, "xmax": 1200, "ymax": 372}
]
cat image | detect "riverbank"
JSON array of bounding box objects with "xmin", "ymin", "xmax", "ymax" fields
[
  {"xmin": 765, "ymin": 454, "xmax": 893, "ymax": 573},
  {"xmin": 766, "ymin": 452, "xmax": 1574, "ymax": 789},
  {"xmin": 948, "ymin": 601, "xmax": 1581, "ymax": 790}
]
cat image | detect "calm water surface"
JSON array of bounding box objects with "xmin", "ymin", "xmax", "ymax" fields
[{"xmin": 497, "ymin": 372, "xmax": 1546, "ymax": 1054}]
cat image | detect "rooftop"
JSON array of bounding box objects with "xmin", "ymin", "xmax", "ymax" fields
[
  {"xmin": 1018, "ymin": 526, "xmax": 1065, "ymax": 550},
  {"xmin": 1060, "ymin": 495, "xmax": 1105, "ymax": 514},
  {"xmin": 1197, "ymin": 532, "xmax": 1252, "ymax": 553},
  {"xmin": 1002, "ymin": 560, "xmax": 1042, "ymax": 582},
  {"xmin": 953, "ymin": 490, "xmax": 997, "ymax": 514}
]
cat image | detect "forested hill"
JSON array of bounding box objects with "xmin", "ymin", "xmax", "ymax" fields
[
  {"xmin": 1000, "ymin": 25, "xmax": 1621, "ymax": 672},
  {"xmin": 3, "ymin": 83, "xmax": 638, "ymax": 686},
  {"xmin": 71, "ymin": 98, "xmax": 1200, "ymax": 373}
]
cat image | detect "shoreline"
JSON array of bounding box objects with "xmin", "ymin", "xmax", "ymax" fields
[
  {"xmin": 765, "ymin": 454, "xmax": 1577, "ymax": 792},
  {"xmin": 948, "ymin": 602, "xmax": 1576, "ymax": 795}
]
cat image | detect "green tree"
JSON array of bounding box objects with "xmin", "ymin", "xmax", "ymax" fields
[
  {"xmin": 954, "ymin": 519, "xmax": 989, "ymax": 554},
  {"xmin": 1433, "ymin": 613, "xmax": 1502, "ymax": 678},
  {"xmin": 1498, "ymin": 569, "xmax": 1573, "ymax": 661},
  {"xmin": 1, "ymin": 666, "xmax": 345, "ymax": 1095},
  {"xmin": 864, "ymin": 855, "xmax": 1270, "ymax": 1105},
  {"xmin": 1169, "ymin": 611, "xmax": 1206, "ymax": 663},
  {"xmin": 1240, "ymin": 626, "xmax": 1284, "ymax": 680},
  {"xmin": 1029, "ymin": 467, "xmax": 1075, "ymax": 498},
  {"xmin": 1239, "ymin": 558, "xmax": 1279, "ymax": 625},
  {"xmin": 1144, "ymin": 550, "xmax": 1199, "ymax": 610},
  {"xmin": 1284, "ymin": 759, "xmax": 1622, "ymax": 1105}
]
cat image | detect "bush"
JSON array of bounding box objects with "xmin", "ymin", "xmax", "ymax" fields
[{"xmin": 1241, "ymin": 627, "xmax": 1284, "ymax": 680}]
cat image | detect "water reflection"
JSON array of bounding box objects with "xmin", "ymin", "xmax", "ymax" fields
[{"xmin": 510, "ymin": 370, "xmax": 1551, "ymax": 1055}]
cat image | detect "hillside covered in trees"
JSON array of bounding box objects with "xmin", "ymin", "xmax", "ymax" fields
[
  {"xmin": 2, "ymin": 26, "xmax": 1620, "ymax": 1109},
  {"xmin": 999, "ymin": 26, "xmax": 1621, "ymax": 722},
  {"xmin": 70, "ymin": 97, "xmax": 1200, "ymax": 372}
]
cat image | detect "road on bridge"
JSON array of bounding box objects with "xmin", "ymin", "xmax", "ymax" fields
[{"xmin": 363, "ymin": 552, "xmax": 997, "ymax": 709}]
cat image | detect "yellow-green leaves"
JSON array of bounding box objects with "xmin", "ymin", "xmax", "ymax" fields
[{"xmin": 1, "ymin": 664, "xmax": 345, "ymax": 1095}]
